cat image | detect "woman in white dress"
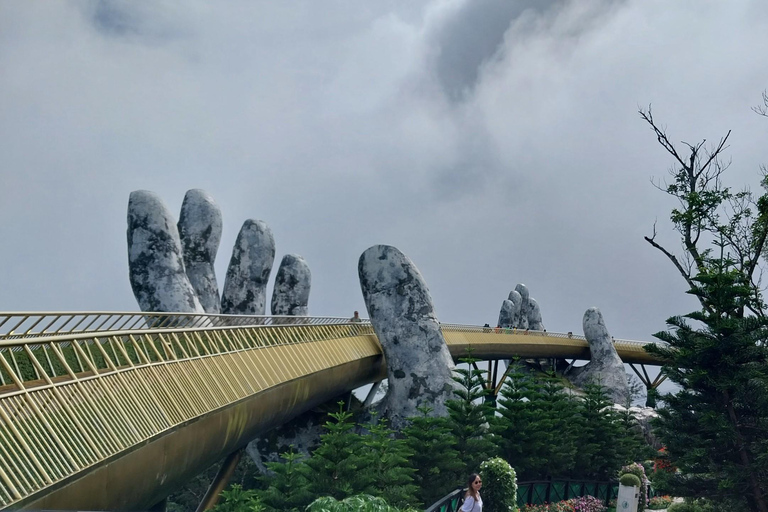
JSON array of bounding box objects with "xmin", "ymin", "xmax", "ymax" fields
[{"xmin": 460, "ymin": 473, "xmax": 483, "ymax": 511}]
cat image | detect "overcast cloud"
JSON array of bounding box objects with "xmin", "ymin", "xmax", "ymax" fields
[{"xmin": 1, "ymin": 0, "xmax": 768, "ymax": 343}]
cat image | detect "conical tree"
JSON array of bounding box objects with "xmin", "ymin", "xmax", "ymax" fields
[
  {"xmin": 357, "ymin": 413, "xmax": 418, "ymax": 509},
  {"xmin": 648, "ymin": 260, "xmax": 768, "ymax": 511},
  {"xmin": 574, "ymin": 379, "xmax": 625, "ymax": 480},
  {"xmin": 259, "ymin": 448, "xmax": 314, "ymax": 512},
  {"xmin": 303, "ymin": 402, "xmax": 365, "ymax": 500},
  {"xmin": 403, "ymin": 405, "xmax": 463, "ymax": 506},
  {"xmin": 493, "ymin": 360, "xmax": 538, "ymax": 479},
  {"xmin": 446, "ymin": 350, "xmax": 496, "ymax": 477}
]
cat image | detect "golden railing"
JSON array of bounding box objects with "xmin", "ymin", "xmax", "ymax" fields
[
  {"xmin": 0, "ymin": 315, "xmax": 379, "ymax": 509},
  {"xmin": 0, "ymin": 313, "xmax": 664, "ymax": 510}
]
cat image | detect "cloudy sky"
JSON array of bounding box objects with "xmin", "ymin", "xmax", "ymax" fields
[{"xmin": 1, "ymin": 0, "xmax": 767, "ymax": 343}]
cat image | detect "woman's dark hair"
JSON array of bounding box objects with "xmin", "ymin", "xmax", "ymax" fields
[{"xmin": 465, "ymin": 473, "xmax": 481, "ymax": 499}]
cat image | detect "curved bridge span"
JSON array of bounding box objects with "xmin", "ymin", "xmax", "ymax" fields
[{"xmin": 0, "ymin": 312, "xmax": 663, "ymax": 511}]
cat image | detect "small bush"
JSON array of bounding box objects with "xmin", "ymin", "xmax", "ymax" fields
[
  {"xmin": 618, "ymin": 462, "xmax": 649, "ymax": 510},
  {"xmin": 619, "ymin": 473, "xmax": 641, "ymax": 487},
  {"xmin": 520, "ymin": 496, "xmax": 606, "ymax": 512},
  {"xmin": 306, "ymin": 494, "xmax": 417, "ymax": 512},
  {"xmin": 480, "ymin": 457, "xmax": 518, "ymax": 512},
  {"xmin": 647, "ymin": 495, "xmax": 673, "ymax": 509},
  {"xmin": 667, "ymin": 502, "xmax": 704, "ymax": 512}
]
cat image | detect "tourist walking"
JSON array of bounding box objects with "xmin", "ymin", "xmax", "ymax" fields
[{"xmin": 461, "ymin": 473, "xmax": 483, "ymax": 512}]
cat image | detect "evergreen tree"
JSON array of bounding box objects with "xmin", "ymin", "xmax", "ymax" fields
[
  {"xmin": 446, "ymin": 352, "xmax": 496, "ymax": 477},
  {"xmin": 574, "ymin": 379, "xmax": 625, "ymax": 480},
  {"xmin": 639, "ymin": 105, "xmax": 768, "ymax": 511},
  {"xmin": 529, "ymin": 372, "xmax": 579, "ymax": 479},
  {"xmin": 493, "ymin": 360, "xmax": 538, "ymax": 479},
  {"xmin": 259, "ymin": 449, "xmax": 314, "ymax": 512},
  {"xmin": 303, "ymin": 402, "xmax": 365, "ymax": 500},
  {"xmin": 357, "ymin": 413, "xmax": 418, "ymax": 509},
  {"xmin": 403, "ymin": 405, "xmax": 463, "ymax": 506},
  {"xmin": 648, "ymin": 262, "xmax": 768, "ymax": 511}
]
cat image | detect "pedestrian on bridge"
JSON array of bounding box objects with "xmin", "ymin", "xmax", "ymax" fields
[
  {"xmin": 350, "ymin": 311, "xmax": 362, "ymax": 323},
  {"xmin": 461, "ymin": 473, "xmax": 483, "ymax": 511}
]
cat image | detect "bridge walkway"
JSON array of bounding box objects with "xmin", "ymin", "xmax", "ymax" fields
[{"xmin": 0, "ymin": 312, "xmax": 663, "ymax": 510}]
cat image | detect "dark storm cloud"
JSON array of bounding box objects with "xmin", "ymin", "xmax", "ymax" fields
[{"xmin": 431, "ymin": 0, "xmax": 561, "ymax": 101}]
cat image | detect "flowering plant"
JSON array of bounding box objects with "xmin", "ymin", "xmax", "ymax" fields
[
  {"xmin": 648, "ymin": 495, "xmax": 673, "ymax": 509},
  {"xmin": 520, "ymin": 496, "xmax": 606, "ymax": 512},
  {"xmin": 618, "ymin": 462, "xmax": 649, "ymax": 510}
]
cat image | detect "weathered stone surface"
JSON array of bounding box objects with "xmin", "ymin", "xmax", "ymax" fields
[
  {"xmin": 271, "ymin": 254, "xmax": 311, "ymax": 316},
  {"xmin": 515, "ymin": 283, "xmax": 530, "ymax": 329},
  {"xmin": 528, "ymin": 298, "xmax": 544, "ymax": 331},
  {"xmin": 498, "ymin": 299, "xmax": 514, "ymax": 328},
  {"xmin": 221, "ymin": 220, "xmax": 276, "ymax": 315},
  {"xmin": 178, "ymin": 189, "xmax": 222, "ymax": 314},
  {"xmin": 507, "ymin": 290, "xmax": 523, "ymax": 328},
  {"xmin": 564, "ymin": 308, "xmax": 628, "ymax": 404},
  {"xmin": 127, "ymin": 191, "xmax": 205, "ymax": 315},
  {"xmin": 358, "ymin": 245, "xmax": 455, "ymax": 429}
]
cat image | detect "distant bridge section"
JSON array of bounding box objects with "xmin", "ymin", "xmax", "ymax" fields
[{"xmin": 0, "ymin": 312, "xmax": 664, "ymax": 510}]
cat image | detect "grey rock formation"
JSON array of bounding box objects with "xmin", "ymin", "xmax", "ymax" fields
[
  {"xmin": 358, "ymin": 245, "xmax": 455, "ymax": 429},
  {"xmin": 515, "ymin": 283, "xmax": 530, "ymax": 329},
  {"xmin": 528, "ymin": 298, "xmax": 544, "ymax": 331},
  {"xmin": 221, "ymin": 220, "xmax": 276, "ymax": 315},
  {"xmin": 507, "ymin": 290, "xmax": 523, "ymax": 328},
  {"xmin": 498, "ymin": 299, "xmax": 514, "ymax": 328},
  {"xmin": 178, "ymin": 189, "xmax": 223, "ymax": 314},
  {"xmin": 127, "ymin": 190, "xmax": 205, "ymax": 314},
  {"xmin": 564, "ymin": 308, "xmax": 628, "ymax": 404},
  {"xmin": 271, "ymin": 254, "xmax": 311, "ymax": 316}
]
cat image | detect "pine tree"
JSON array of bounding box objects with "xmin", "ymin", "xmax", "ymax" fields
[
  {"xmin": 403, "ymin": 405, "xmax": 463, "ymax": 506},
  {"xmin": 530, "ymin": 372, "xmax": 579, "ymax": 479},
  {"xmin": 648, "ymin": 262, "xmax": 768, "ymax": 511},
  {"xmin": 259, "ymin": 449, "xmax": 314, "ymax": 512},
  {"xmin": 303, "ymin": 402, "xmax": 365, "ymax": 500},
  {"xmin": 446, "ymin": 352, "xmax": 496, "ymax": 477},
  {"xmin": 493, "ymin": 360, "xmax": 538, "ymax": 479},
  {"xmin": 574, "ymin": 380, "xmax": 625, "ymax": 480},
  {"xmin": 356, "ymin": 413, "xmax": 418, "ymax": 509}
]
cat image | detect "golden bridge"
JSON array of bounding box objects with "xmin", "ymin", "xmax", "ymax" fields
[{"xmin": 0, "ymin": 312, "xmax": 665, "ymax": 511}]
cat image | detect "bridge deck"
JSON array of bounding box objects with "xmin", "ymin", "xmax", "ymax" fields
[{"xmin": 0, "ymin": 312, "xmax": 663, "ymax": 510}]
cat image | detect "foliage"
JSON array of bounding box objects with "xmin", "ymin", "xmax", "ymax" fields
[
  {"xmin": 520, "ymin": 496, "xmax": 606, "ymax": 512},
  {"xmin": 479, "ymin": 457, "xmax": 518, "ymax": 512},
  {"xmin": 446, "ymin": 351, "xmax": 495, "ymax": 476},
  {"xmin": 402, "ymin": 405, "xmax": 463, "ymax": 506},
  {"xmin": 574, "ymin": 380, "xmax": 626, "ymax": 480},
  {"xmin": 259, "ymin": 448, "xmax": 313, "ymax": 512},
  {"xmin": 648, "ymin": 495, "xmax": 673, "ymax": 510},
  {"xmin": 640, "ymin": 104, "xmax": 768, "ymax": 512},
  {"xmin": 618, "ymin": 473, "xmax": 641, "ymax": 487},
  {"xmin": 356, "ymin": 413, "xmax": 418, "ymax": 508},
  {"xmin": 210, "ymin": 484, "xmax": 263, "ymax": 512},
  {"xmin": 667, "ymin": 503, "xmax": 705, "ymax": 512},
  {"xmin": 305, "ymin": 494, "xmax": 418, "ymax": 512},
  {"xmin": 303, "ymin": 402, "xmax": 365, "ymax": 500},
  {"xmin": 618, "ymin": 463, "xmax": 648, "ymax": 511}
]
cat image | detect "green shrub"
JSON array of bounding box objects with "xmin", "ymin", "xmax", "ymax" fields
[
  {"xmin": 479, "ymin": 457, "xmax": 518, "ymax": 512},
  {"xmin": 647, "ymin": 495, "xmax": 673, "ymax": 509},
  {"xmin": 619, "ymin": 473, "xmax": 641, "ymax": 487},
  {"xmin": 306, "ymin": 494, "xmax": 417, "ymax": 512},
  {"xmin": 667, "ymin": 502, "xmax": 703, "ymax": 512}
]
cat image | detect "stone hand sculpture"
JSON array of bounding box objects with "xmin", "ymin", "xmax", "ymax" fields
[
  {"xmin": 358, "ymin": 245, "xmax": 455, "ymax": 430},
  {"xmin": 564, "ymin": 307, "xmax": 629, "ymax": 404},
  {"xmin": 497, "ymin": 284, "xmax": 545, "ymax": 331}
]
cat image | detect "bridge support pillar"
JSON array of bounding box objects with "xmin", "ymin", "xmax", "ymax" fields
[{"xmin": 195, "ymin": 448, "xmax": 245, "ymax": 512}]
